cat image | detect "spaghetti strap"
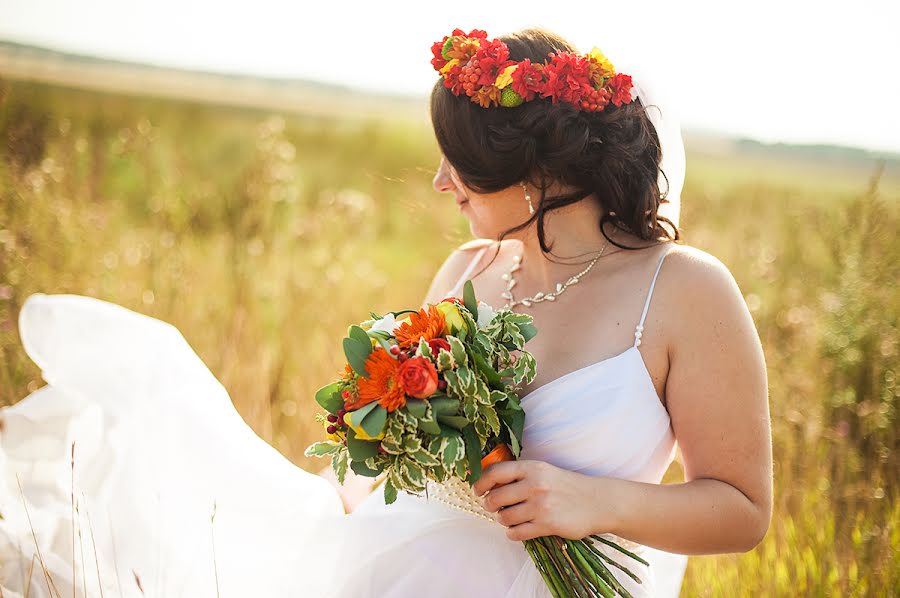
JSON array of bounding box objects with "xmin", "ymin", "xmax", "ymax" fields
[
  {"xmin": 448, "ymin": 244, "xmax": 491, "ymax": 297},
  {"xmin": 634, "ymin": 247, "xmax": 673, "ymax": 348}
]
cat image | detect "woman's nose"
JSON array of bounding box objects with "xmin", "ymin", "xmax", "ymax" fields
[{"xmin": 432, "ymin": 157, "xmax": 455, "ymax": 193}]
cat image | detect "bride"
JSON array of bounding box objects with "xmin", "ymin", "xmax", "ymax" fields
[{"xmin": 0, "ymin": 27, "xmax": 771, "ymax": 598}]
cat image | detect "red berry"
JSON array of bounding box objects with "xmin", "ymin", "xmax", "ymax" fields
[
  {"xmin": 389, "ymin": 345, "xmax": 400, "ymax": 355},
  {"xmin": 326, "ymin": 425, "xmax": 337, "ymax": 434},
  {"xmin": 338, "ymin": 408, "xmax": 347, "ymax": 417},
  {"xmin": 438, "ymin": 380, "xmax": 447, "ymax": 390},
  {"xmin": 326, "ymin": 414, "xmax": 338, "ymax": 423},
  {"xmin": 399, "ymin": 353, "xmax": 409, "ymax": 362},
  {"xmin": 377, "ymin": 443, "xmax": 387, "ymax": 454}
]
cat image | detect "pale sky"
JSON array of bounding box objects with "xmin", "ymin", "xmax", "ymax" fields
[{"xmin": 1, "ymin": 0, "xmax": 898, "ymax": 153}]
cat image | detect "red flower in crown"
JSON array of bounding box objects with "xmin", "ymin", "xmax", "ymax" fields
[
  {"xmin": 472, "ymin": 38, "xmax": 513, "ymax": 87},
  {"xmin": 431, "ymin": 38, "xmax": 449, "ymax": 70},
  {"xmin": 607, "ymin": 73, "xmax": 634, "ymax": 107},
  {"xmin": 540, "ymin": 52, "xmax": 594, "ymax": 105},
  {"xmin": 443, "ymin": 63, "xmax": 465, "ymax": 96},
  {"xmin": 510, "ymin": 58, "xmax": 544, "ymax": 101}
]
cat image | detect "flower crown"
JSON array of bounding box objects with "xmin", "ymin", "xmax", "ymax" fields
[{"xmin": 431, "ymin": 29, "xmax": 635, "ymax": 112}]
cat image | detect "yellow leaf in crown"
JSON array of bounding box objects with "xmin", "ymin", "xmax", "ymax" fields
[
  {"xmin": 440, "ymin": 58, "xmax": 460, "ymax": 75},
  {"xmin": 494, "ymin": 64, "xmax": 518, "ymax": 89},
  {"xmin": 588, "ymin": 47, "xmax": 615, "ymax": 76}
]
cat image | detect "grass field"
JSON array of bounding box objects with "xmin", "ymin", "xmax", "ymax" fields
[{"xmin": 1, "ymin": 78, "xmax": 897, "ymax": 596}]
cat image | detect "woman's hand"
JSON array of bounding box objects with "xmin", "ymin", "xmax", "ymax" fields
[{"xmin": 472, "ymin": 459, "xmax": 616, "ymax": 542}]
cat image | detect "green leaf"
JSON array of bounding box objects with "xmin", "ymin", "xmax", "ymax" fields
[
  {"xmin": 343, "ymin": 337, "xmax": 372, "ymax": 377},
  {"xmin": 448, "ymin": 335, "xmax": 468, "ymax": 368},
  {"xmin": 498, "ymin": 407, "xmax": 526, "ymax": 445},
  {"xmin": 417, "ymin": 418, "xmax": 442, "ymax": 435},
  {"xmin": 383, "ymin": 477, "xmax": 398, "ymax": 504},
  {"xmin": 398, "ymin": 458, "xmax": 426, "ymax": 489},
  {"xmin": 348, "ymin": 400, "xmax": 379, "ymax": 428},
  {"xmin": 428, "ymin": 396, "xmax": 460, "ymax": 416},
  {"xmin": 471, "ymin": 351, "xmax": 502, "ymax": 388},
  {"xmin": 410, "ymin": 448, "xmax": 440, "ymax": 467},
  {"xmin": 462, "ymin": 396, "xmax": 478, "ymax": 421},
  {"xmin": 380, "ymin": 435, "xmax": 403, "ymax": 454},
  {"xmin": 443, "ymin": 435, "xmax": 464, "ymax": 464},
  {"xmin": 480, "ymin": 405, "xmax": 501, "ymax": 436},
  {"xmin": 415, "ymin": 337, "xmax": 433, "ymax": 359},
  {"xmin": 332, "ymin": 450, "xmax": 349, "ymax": 484},
  {"xmin": 350, "ymin": 458, "xmax": 383, "ymax": 477},
  {"xmin": 346, "ymin": 428, "xmax": 380, "ymax": 461},
  {"xmin": 357, "ymin": 404, "xmax": 387, "ymax": 438},
  {"xmin": 436, "ymin": 348, "xmax": 455, "ymax": 371},
  {"xmin": 438, "ymin": 424, "xmax": 463, "ymax": 438},
  {"xmin": 348, "ymin": 324, "xmax": 371, "ymax": 347},
  {"xmin": 402, "ymin": 435, "xmax": 423, "ymax": 453},
  {"xmin": 436, "ymin": 414, "xmax": 470, "ymax": 430},
  {"xmin": 462, "ymin": 424, "xmax": 483, "ymax": 483},
  {"xmin": 404, "ymin": 400, "xmax": 427, "ymax": 419},
  {"xmin": 505, "ymin": 422, "xmax": 521, "ymax": 457},
  {"xmin": 303, "ymin": 441, "xmax": 342, "ymax": 458},
  {"xmin": 314, "ymin": 382, "xmax": 344, "ymax": 414},
  {"xmin": 519, "ymin": 321, "xmax": 538, "ymax": 343},
  {"xmin": 463, "ymin": 279, "xmax": 478, "ymax": 321}
]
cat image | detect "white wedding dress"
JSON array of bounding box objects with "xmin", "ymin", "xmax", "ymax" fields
[{"xmin": 0, "ymin": 245, "xmax": 688, "ymax": 598}]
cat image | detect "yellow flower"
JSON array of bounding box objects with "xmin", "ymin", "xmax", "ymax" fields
[
  {"xmin": 588, "ymin": 47, "xmax": 615, "ymax": 76},
  {"xmin": 435, "ymin": 301, "xmax": 468, "ymax": 336},
  {"xmin": 494, "ymin": 64, "xmax": 518, "ymax": 89},
  {"xmin": 343, "ymin": 411, "xmax": 386, "ymax": 441},
  {"xmin": 440, "ymin": 58, "xmax": 460, "ymax": 75}
]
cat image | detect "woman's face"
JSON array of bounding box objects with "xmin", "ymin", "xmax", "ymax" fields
[{"xmin": 432, "ymin": 155, "xmax": 528, "ymax": 240}]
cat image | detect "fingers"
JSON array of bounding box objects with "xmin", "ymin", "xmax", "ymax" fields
[
  {"xmin": 472, "ymin": 461, "xmax": 526, "ymax": 496},
  {"xmin": 482, "ymin": 480, "xmax": 530, "ymax": 512},
  {"xmin": 494, "ymin": 501, "xmax": 534, "ymax": 528},
  {"xmin": 505, "ymin": 521, "xmax": 543, "ymax": 542}
]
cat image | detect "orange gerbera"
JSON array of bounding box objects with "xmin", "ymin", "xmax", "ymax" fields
[
  {"xmin": 394, "ymin": 305, "xmax": 447, "ymax": 350},
  {"xmin": 347, "ymin": 347, "xmax": 407, "ymax": 412}
]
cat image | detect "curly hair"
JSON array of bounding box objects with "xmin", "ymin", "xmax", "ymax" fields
[{"xmin": 430, "ymin": 27, "xmax": 679, "ymax": 263}]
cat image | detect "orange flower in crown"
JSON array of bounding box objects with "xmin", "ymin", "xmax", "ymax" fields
[{"xmin": 430, "ymin": 28, "xmax": 635, "ymax": 112}]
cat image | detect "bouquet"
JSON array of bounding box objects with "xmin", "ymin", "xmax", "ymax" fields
[{"xmin": 305, "ymin": 280, "xmax": 648, "ymax": 598}]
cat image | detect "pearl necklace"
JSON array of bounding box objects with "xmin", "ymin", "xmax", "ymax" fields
[{"xmin": 501, "ymin": 239, "xmax": 610, "ymax": 309}]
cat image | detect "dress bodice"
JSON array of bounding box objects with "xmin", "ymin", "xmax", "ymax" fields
[{"xmin": 444, "ymin": 241, "xmax": 678, "ymax": 486}]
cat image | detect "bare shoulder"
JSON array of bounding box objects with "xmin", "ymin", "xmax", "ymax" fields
[
  {"xmin": 657, "ymin": 243, "xmax": 745, "ymax": 304},
  {"xmin": 654, "ymin": 243, "xmax": 761, "ymax": 356},
  {"xmin": 421, "ymin": 238, "xmax": 499, "ymax": 306}
]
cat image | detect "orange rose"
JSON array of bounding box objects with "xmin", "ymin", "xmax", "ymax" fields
[{"xmin": 398, "ymin": 356, "xmax": 439, "ymax": 399}]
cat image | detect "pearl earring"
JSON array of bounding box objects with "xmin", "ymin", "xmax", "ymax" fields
[{"xmin": 520, "ymin": 182, "xmax": 534, "ymax": 215}]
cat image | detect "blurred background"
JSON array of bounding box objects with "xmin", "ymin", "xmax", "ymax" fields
[{"xmin": 0, "ymin": 1, "xmax": 897, "ymax": 595}]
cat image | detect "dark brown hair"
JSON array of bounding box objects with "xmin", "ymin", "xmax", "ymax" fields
[{"xmin": 430, "ymin": 27, "xmax": 679, "ymax": 267}]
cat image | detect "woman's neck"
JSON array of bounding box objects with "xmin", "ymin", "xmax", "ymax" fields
[{"xmin": 512, "ymin": 195, "xmax": 625, "ymax": 288}]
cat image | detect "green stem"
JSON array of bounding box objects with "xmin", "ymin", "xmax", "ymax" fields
[
  {"xmin": 589, "ymin": 535, "xmax": 650, "ymax": 567},
  {"xmin": 540, "ymin": 536, "xmax": 589, "ymax": 597},
  {"xmin": 583, "ymin": 541, "xmax": 643, "ymax": 586},
  {"xmin": 567, "ymin": 539, "xmax": 615, "ymax": 598},
  {"xmin": 529, "ymin": 538, "xmax": 569, "ymax": 598},
  {"xmin": 524, "ymin": 540, "xmax": 561, "ymax": 598},
  {"xmin": 572, "ymin": 540, "xmax": 629, "ymax": 598},
  {"xmin": 555, "ymin": 536, "xmax": 595, "ymax": 598}
]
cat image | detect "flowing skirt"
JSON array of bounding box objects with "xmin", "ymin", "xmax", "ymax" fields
[{"xmin": 0, "ymin": 294, "xmax": 685, "ymax": 597}]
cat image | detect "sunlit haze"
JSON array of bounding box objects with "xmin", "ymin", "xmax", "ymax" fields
[{"xmin": 1, "ymin": 0, "xmax": 897, "ymax": 152}]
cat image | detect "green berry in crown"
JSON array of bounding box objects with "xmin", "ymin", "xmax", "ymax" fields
[{"xmin": 500, "ymin": 87, "xmax": 524, "ymax": 108}]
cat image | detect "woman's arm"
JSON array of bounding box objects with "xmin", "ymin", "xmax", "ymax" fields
[
  {"xmin": 475, "ymin": 247, "xmax": 772, "ymax": 554},
  {"xmin": 591, "ymin": 248, "xmax": 772, "ymax": 553}
]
